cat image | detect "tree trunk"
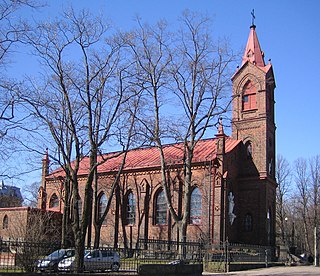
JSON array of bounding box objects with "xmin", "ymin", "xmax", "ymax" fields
[{"xmin": 62, "ymin": 177, "xmax": 72, "ymax": 247}]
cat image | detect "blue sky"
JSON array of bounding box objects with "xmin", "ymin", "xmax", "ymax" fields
[
  {"xmin": 41, "ymin": 0, "xmax": 318, "ymax": 163},
  {"xmin": 10, "ymin": 0, "xmax": 320, "ymax": 189}
]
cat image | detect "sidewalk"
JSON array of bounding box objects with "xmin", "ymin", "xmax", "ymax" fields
[{"xmin": 203, "ymin": 265, "xmax": 320, "ymax": 275}]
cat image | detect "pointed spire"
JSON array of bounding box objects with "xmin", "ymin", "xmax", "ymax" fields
[{"xmin": 242, "ymin": 24, "xmax": 265, "ymax": 67}]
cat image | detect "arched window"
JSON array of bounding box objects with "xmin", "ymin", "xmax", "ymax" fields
[
  {"xmin": 190, "ymin": 187, "xmax": 202, "ymax": 225},
  {"xmin": 98, "ymin": 193, "xmax": 107, "ymax": 224},
  {"xmin": 155, "ymin": 190, "xmax": 167, "ymax": 225},
  {"xmin": 49, "ymin": 193, "xmax": 59, "ymax": 208},
  {"xmin": 3, "ymin": 215, "xmax": 8, "ymax": 229},
  {"xmin": 242, "ymin": 81, "xmax": 256, "ymax": 111},
  {"xmin": 245, "ymin": 141, "xmax": 253, "ymax": 159},
  {"xmin": 244, "ymin": 213, "xmax": 253, "ymax": 232},
  {"xmin": 126, "ymin": 191, "xmax": 136, "ymax": 225}
]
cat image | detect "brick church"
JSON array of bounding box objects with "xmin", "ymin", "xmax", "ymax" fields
[{"xmin": 37, "ymin": 23, "xmax": 277, "ymax": 247}]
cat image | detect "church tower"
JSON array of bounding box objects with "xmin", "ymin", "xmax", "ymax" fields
[{"xmin": 231, "ymin": 22, "xmax": 277, "ymax": 245}]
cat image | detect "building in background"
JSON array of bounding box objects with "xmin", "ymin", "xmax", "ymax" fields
[{"xmin": 0, "ymin": 181, "xmax": 23, "ymax": 208}]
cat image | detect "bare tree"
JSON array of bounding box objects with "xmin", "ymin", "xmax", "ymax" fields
[
  {"xmin": 128, "ymin": 11, "xmax": 235, "ymax": 247},
  {"xmin": 92, "ymin": 91, "xmax": 141, "ymax": 248},
  {"xmin": 0, "ymin": 0, "xmax": 40, "ymax": 66},
  {"xmin": 0, "ymin": 0, "xmax": 42, "ymax": 171},
  {"xmin": 294, "ymin": 158, "xmax": 312, "ymax": 254},
  {"xmin": 22, "ymin": 181, "xmax": 40, "ymax": 207},
  {"xmin": 310, "ymin": 155, "xmax": 320, "ymax": 225},
  {"xmin": 275, "ymin": 154, "xmax": 292, "ymax": 244},
  {"xmin": 309, "ymin": 155, "xmax": 320, "ymax": 261},
  {"xmin": 18, "ymin": 8, "xmax": 139, "ymax": 271},
  {"xmin": 167, "ymin": 11, "xmax": 234, "ymax": 244},
  {"xmin": 288, "ymin": 156, "xmax": 320, "ymax": 258},
  {"xmin": 8, "ymin": 209, "xmax": 61, "ymax": 272}
]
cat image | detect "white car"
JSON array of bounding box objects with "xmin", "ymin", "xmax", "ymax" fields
[
  {"xmin": 36, "ymin": 248, "xmax": 75, "ymax": 272},
  {"xmin": 58, "ymin": 249, "xmax": 120, "ymax": 272}
]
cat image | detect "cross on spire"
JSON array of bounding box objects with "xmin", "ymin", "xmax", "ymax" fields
[{"xmin": 251, "ymin": 9, "xmax": 256, "ymax": 27}]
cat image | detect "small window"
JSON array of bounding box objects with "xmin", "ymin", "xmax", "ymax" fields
[
  {"xmin": 49, "ymin": 193, "xmax": 59, "ymax": 208},
  {"xmin": 244, "ymin": 213, "xmax": 253, "ymax": 232},
  {"xmin": 3, "ymin": 215, "xmax": 8, "ymax": 229},
  {"xmin": 155, "ymin": 190, "xmax": 167, "ymax": 225},
  {"xmin": 126, "ymin": 191, "xmax": 136, "ymax": 225},
  {"xmin": 190, "ymin": 187, "xmax": 202, "ymax": 225}
]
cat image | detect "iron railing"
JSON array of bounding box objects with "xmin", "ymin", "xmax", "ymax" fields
[{"xmin": 0, "ymin": 238, "xmax": 275, "ymax": 273}]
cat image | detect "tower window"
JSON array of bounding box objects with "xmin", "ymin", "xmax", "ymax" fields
[
  {"xmin": 242, "ymin": 81, "xmax": 256, "ymax": 110},
  {"xmin": 190, "ymin": 187, "xmax": 202, "ymax": 225},
  {"xmin": 155, "ymin": 189, "xmax": 167, "ymax": 225}
]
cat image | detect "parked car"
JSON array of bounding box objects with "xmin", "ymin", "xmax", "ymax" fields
[
  {"xmin": 37, "ymin": 248, "xmax": 75, "ymax": 272},
  {"xmin": 58, "ymin": 249, "xmax": 120, "ymax": 272}
]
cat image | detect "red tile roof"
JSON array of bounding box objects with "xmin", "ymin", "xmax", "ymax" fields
[{"xmin": 48, "ymin": 137, "xmax": 240, "ymax": 178}]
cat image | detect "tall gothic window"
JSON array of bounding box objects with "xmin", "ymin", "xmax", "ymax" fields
[
  {"xmin": 155, "ymin": 189, "xmax": 167, "ymax": 225},
  {"xmin": 242, "ymin": 81, "xmax": 256, "ymax": 111},
  {"xmin": 126, "ymin": 191, "xmax": 136, "ymax": 225},
  {"xmin": 98, "ymin": 193, "xmax": 108, "ymax": 224},
  {"xmin": 3, "ymin": 215, "xmax": 8, "ymax": 229},
  {"xmin": 49, "ymin": 193, "xmax": 59, "ymax": 208},
  {"xmin": 190, "ymin": 187, "xmax": 202, "ymax": 225}
]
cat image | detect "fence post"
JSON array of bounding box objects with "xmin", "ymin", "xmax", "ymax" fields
[
  {"xmin": 265, "ymin": 249, "xmax": 268, "ymax": 268},
  {"xmin": 224, "ymin": 239, "xmax": 229, "ymax": 273}
]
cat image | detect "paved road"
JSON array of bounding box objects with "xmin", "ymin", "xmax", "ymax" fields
[{"xmin": 203, "ymin": 266, "xmax": 320, "ymax": 275}]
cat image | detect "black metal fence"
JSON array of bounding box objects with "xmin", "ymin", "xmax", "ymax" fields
[
  {"xmin": 137, "ymin": 238, "xmax": 203, "ymax": 262},
  {"xmin": 0, "ymin": 238, "xmax": 275, "ymax": 274}
]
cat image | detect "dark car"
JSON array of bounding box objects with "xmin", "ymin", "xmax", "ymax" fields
[{"xmin": 37, "ymin": 248, "xmax": 75, "ymax": 272}]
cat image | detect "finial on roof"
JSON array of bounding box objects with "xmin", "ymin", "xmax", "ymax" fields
[
  {"xmin": 1, "ymin": 180, "xmax": 4, "ymax": 188},
  {"xmin": 251, "ymin": 9, "xmax": 256, "ymax": 28},
  {"xmin": 218, "ymin": 117, "xmax": 224, "ymax": 135},
  {"xmin": 43, "ymin": 148, "xmax": 49, "ymax": 160}
]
